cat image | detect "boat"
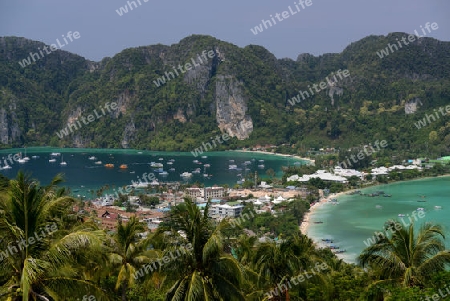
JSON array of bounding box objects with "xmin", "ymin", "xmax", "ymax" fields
[
  {"xmin": 50, "ymin": 152, "xmax": 61, "ymax": 156},
  {"xmin": 258, "ymin": 164, "xmax": 265, "ymax": 168},
  {"xmin": 244, "ymin": 161, "xmax": 251, "ymax": 165},
  {"xmin": 321, "ymin": 239, "xmax": 333, "ymax": 243},
  {"xmin": 104, "ymin": 164, "xmax": 114, "ymax": 168},
  {"xmin": 383, "ymin": 194, "xmax": 392, "ymax": 197},
  {"xmin": 416, "ymin": 207, "xmax": 425, "ymax": 211},
  {"xmin": 94, "ymin": 161, "xmax": 102, "ymax": 165},
  {"xmin": 49, "ymin": 158, "xmax": 56, "ymax": 163},
  {"xmin": 192, "ymin": 168, "xmax": 201, "ymax": 174},
  {"xmin": 204, "ymin": 164, "xmax": 211, "ymax": 168},
  {"xmin": 375, "ymin": 205, "xmax": 383, "ymax": 209},
  {"xmin": 313, "ymin": 221, "xmax": 324, "ymax": 224},
  {"xmin": 88, "ymin": 156, "xmax": 97, "ymax": 160},
  {"xmin": 158, "ymin": 158, "xmax": 163, "ymax": 161},
  {"xmin": 193, "ymin": 160, "xmax": 199, "ymax": 164},
  {"xmin": 203, "ymin": 174, "xmax": 209, "ymax": 177},
  {"xmin": 434, "ymin": 206, "xmax": 442, "ymax": 210},
  {"xmin": 229, "ymin": 165, "xmax": 238, "ymax": 170},
  {"xmin": 130, "ymin": 171, "xmax": 135, "ymax": 174},
  {"xmin": 417, "ymin": 200, "xmax": 427, "ymax": 202},
  {"xmin": 398, "ymin": 214, "xmax": 406, "ymax": 217},
  {"xmin": 18, "ymin": 158, "xmax": 26, "ymax": 164},
  {"xmin": 150, "ymin": 162, "xmax": 163, "ymax": 168},
  {"xmin": 159, "ymin": 171, "xmax": 169, "ymax": 176},
  {"xmin": 180, "ymin": 172, "xmax": 192, "ymax": 178},
  {"xmin": 333, "ymin": 250, "xmax": 347, "ymax": 254},
  {"xmin": 259, "ymin": 160, "xmax": 264, "ymax": 162},
  {"xmin": 132, "ymin": 182, "xmax": 148, "ymax": 188},
  {"xmin": 137, "ymin": 151, "xmax": 143, "ymax": 154},
  {"xmin": 60, "ymin": 155, "xmax": 67, "ymax": 166},
  {"xmin": 119, "ymin": 164, "xmax": 128, "ymax": 169},
  {"xmin": 167, "ymin": 161, "xmax": 173, "ymax": 165},
  {"xmin": 201, "ymin": 156, "xmax": 207, "ymax": 159},
  {"xmin": 32, "ymin": 155, "xmax": 39, "ymax": 159},
  {"xmin": 169, "ymin": 168, "xmax": 175, "ymax": 171},
  {"xmin": 22, "ymin": 148, "xmax": 30, "ymax": 161},
  {"xmin": 229, "ymin": 160, "xmax": 235, "ymax": 163},
  {"xmin": 2, "ymin": 165, "xmax": 12, "ymax": 169}
]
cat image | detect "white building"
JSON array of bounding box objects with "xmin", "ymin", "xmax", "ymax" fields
[
  {"xmin": 287, "ymin": 170, "xmax": 348, "ymax": 183},
  {"xmin": 185, "ymin": 186, "xmax": 225, "ymax": 201},
  {"xmin": 209, "ymin": 204, "xmax": 244, "ymax": 219}
]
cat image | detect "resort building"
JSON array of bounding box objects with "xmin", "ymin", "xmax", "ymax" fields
[
  {"xmin": 287, "ymin": 170, "xmax": 348, "ymax": 183},
  {"xmin": 185, "ymin": 186, "xmax": 225, "ymax": 201},
  {"xmin": 209, "ymin": 204, "xmax": 244, "ymax": 219}
]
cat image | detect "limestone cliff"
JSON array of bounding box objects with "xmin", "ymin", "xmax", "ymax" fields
[{"xmin": 214, "ymin": 75, "xmax": 253, "ymax": 140}]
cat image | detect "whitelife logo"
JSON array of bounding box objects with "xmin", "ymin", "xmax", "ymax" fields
[
  {"xmin": 18, "ymin": 31, "xmax": 81, "ymax": 68},
  {"xmin": 153, "ymin": 50, "xmax": 215, "ymax": 87},
  {"xmin": 250, "ymin": 0, "xmax": 313, "ymax": 35},
  {"xmin": 375, "ymin": 22, "xmax": 439, "ymax": 59},
  {"xmin": 55, "ymin": 102, "xmax": 118, "ymax": 139}
]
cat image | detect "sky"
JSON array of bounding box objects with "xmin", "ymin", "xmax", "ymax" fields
[{"xmin": 0, "ymin": 0, "xmax": 449, "ymax": 62}]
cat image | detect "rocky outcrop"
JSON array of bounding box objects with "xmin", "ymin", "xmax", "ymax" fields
[
  {"xmin": 214, "ymin": 75, "xmax": 253, "ymax": 140},
  {"xmin": 121, "ymin": 120, "xmax": 136, "ymax": 148},
  {"xmin": 405, "ymin": 98, "xmax": 423, "ymax": 114}
]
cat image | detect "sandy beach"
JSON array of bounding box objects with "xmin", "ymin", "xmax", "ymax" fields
[
  {"xmin": 232, "ymin": 149, "xmax": 315, "ymax": 165},
  {"xmin": 300, "ymin": 190, "xmax": 353, "ymax": 235}
]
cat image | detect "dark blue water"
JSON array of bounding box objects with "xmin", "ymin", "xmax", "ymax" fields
[{"xmin": 0, "ymin": 147, "xmax": 306, "ymax": 198}]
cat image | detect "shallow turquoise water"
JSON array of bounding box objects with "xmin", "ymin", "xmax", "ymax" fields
[
  {"xmin": 0, "ymin": 147, "xmax": 305, "ymax": 197},
  {"xmin": 307, "ymin": 176, "xmax": 450, "ymax": 263}
]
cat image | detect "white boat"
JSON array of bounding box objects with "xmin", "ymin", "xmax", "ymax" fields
[
  {"xmin": 49, "ymin": 158, "xmax": 56, "ymax": 163},
  {"xmin": 434, "ymin": 206, "xmax": 442, "ymax": 210},
  {"xmin": 167, "ymin": 161, "xmax": 173, "ymax": 165},
  {"xmin": 150, "ymin": 162, "xmax": 163, "ymax": 168},
  {"xmin": 192, "ymin": 168, "xmax": 201, "ymax": 174},
  {"xmin": 23, "ymin": 148, "xmax": 30, "ymax": 161},
  {"xmin": 132, "ymin": 182, "xmax": 149, "ymax": 188},
  {"xmin": 375, "ymin": 205, "xmax": 382, "ymax": 209},
  {"xmin": 258, "ymin": 164, "xmax": 265, "ymax": 168},
  {"xmin": 180, "ymin": 172, "xmax": 192, "ymax": 178},
  {"xmin": 18, "ymin": 158, "xmax": 26, "ymax": 164},
  {"xmin": 229, "ymin": 165, "xmax": 238, "ymax": 170},
  {"xmin": 2, "ymin": 165, "xmax": 12, "ymax": 169},
  {"xmin": 203, "ymin": 174, "xmax": 209, "ymax": 177},
  {"xmin": 158, "ymin": 158, "xmax": 164, "ymax": 161},
  {"xmin": 416, "ymin": 207, "xmax": 425, "ymax": 211},
  {"xmin": 94, "ymin": 161, "xmax": 102, "ymax": 165},
  {"xmin": 259, "ymin": 160, "xmax": 264, "ymax": 162},
  {"xmin": 204, "ymin": 164, "xmax": 211, "ymax": 168},
  {"xmin": 50, "ymin": 152, "xmax": 61, "ymax": 156},
  {"xmin": 398, "ymin": 214, "xmax": 406, "ymax": 217},
  {"xmin": 159, "ymin": 171, "xmax": 169, "ymax": 176},
  {"xmin": 32, "ymin": 155, "xmax": 39, "ymax": 159},
  {"xmin": 60, "ymin": 155, "xmax": 67, "ymax": 166},
  {"xmin": 169, "ymin": 168, "xmax": 175, "ymax": 171},
  {"xmin": 88, "ymin": 156, "xmax": 97, "ymax": 160},
  {"xmin": 201, "ymin": 156, "xmax": 207, "ymax": 159}
]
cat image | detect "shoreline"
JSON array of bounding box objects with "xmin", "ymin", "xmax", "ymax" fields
[
  {"xmin": 232, "ymin": 149, "xmax": 315, "ymax": 164},
  {"xmin": 302, "ymin": 174, "xmax": 450, "ymax": 247},
  {"xmin": 300, "ymin": 189, "xmax": 354, "ymax": 235}
]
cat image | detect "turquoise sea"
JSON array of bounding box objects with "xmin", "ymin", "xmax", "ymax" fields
[
  {"xmin": 307, "ymin": 176, "xmax": 450, "ymax": 263},
  {"xmin": 0, "ymin": 147, "xmax": 305, "ymax": 198}
]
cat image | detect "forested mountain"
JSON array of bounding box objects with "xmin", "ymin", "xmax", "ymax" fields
[{"xmin": 0, "ymin": 34, "xmax": 449, "ymax": 157}]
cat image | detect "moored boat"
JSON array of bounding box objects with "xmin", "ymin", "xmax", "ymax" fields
[{"xmin": 104, "ymin": 163, "xmax": 114, "ymax": 168}]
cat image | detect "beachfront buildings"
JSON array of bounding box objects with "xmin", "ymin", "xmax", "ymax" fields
[
  {"xmin": 287, "ymin": 170, "xmax": 348, "ymax": 183},
  {"xmin": 185, "ymin": 186, "xmax": 225, "ymax": 201},
  {"xmin": 208, "ymin": 204, "xmax": 244, "ymax": 219}
]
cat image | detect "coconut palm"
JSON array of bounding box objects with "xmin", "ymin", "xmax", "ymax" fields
[
  {"xmin": 108, "ymin": 216, "xmax": 149, "ymax": 301},
  {"xmin": 358, "ymin": 221, "xmax": 450, "ymax": 288},
  {"xmin": 0, "ymin": 172, "xmax": 107, "ymax": 301},
  {"xmin": 253, "ymin": 233, "xmax": 322, "ymax": 301},
  {"xmin": 156, "ymin": 198, "xmax": 245, "ymax": 301}
]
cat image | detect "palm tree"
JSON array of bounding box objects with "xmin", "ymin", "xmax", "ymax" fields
[
  {"xmin": 156, "ymin": 198, "xmax": 245, "ymax": 301},
  {"xmin": 358, "ymin": 221, "xmax": 450, "ymax": 288},
  {"xmin": 109, "ymin": 216, "xmax": 148, "ymax": 301},
  {"xmin": 253, "ymin": 234, "xmax": 322, "ymax": 301},
  {"xmin": 0, "ymin": 172, "xmax": 107, "ymax": 301}
]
